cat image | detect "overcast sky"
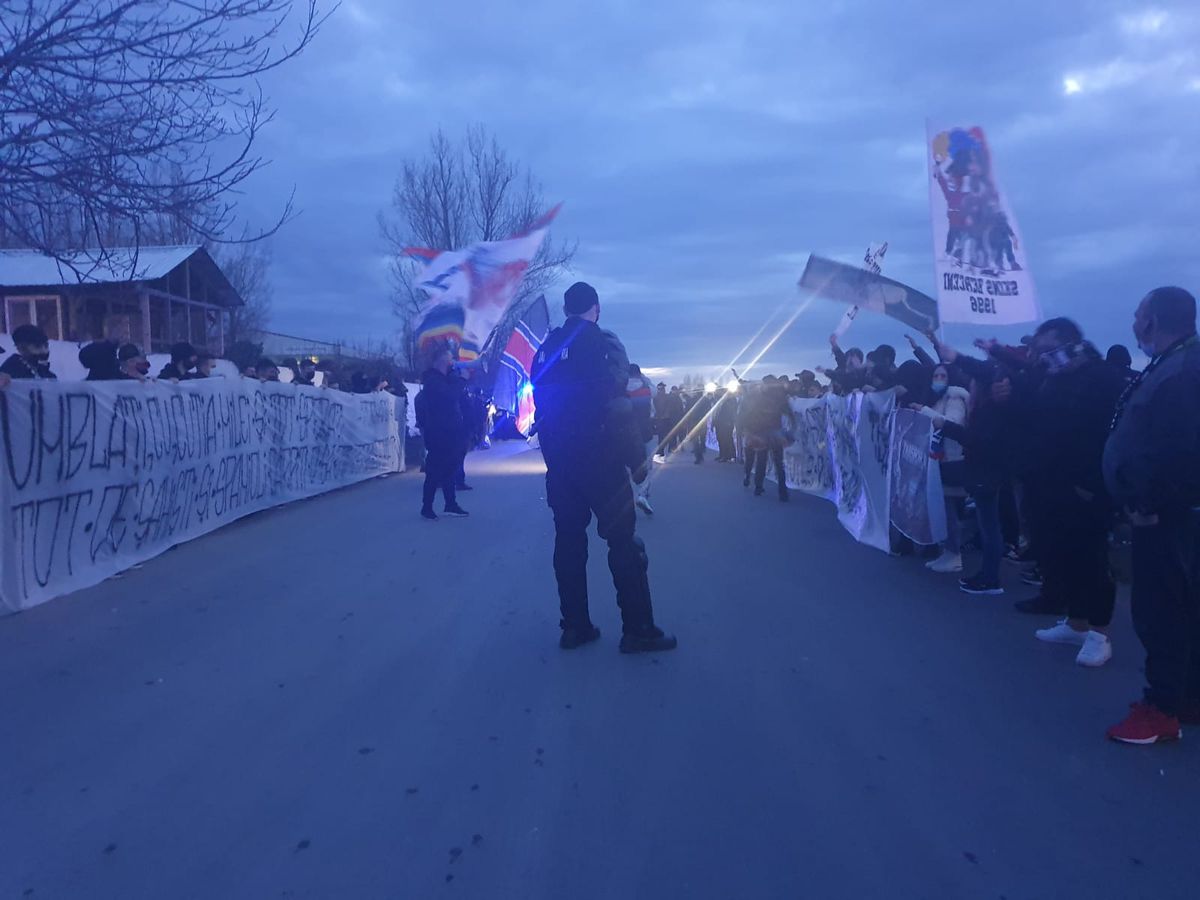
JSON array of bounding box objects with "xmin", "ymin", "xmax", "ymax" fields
[{"xmin": 245, "ymin": 0, "xmax": 1200, "ymax": 377}]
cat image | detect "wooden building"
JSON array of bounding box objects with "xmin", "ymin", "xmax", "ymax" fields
[{"xmin": 0, "ymin": 246, "xmax": 243, "ymax": 354}]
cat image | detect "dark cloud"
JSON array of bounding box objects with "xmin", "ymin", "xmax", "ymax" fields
[{"xmin": 246, "ymin": 0, "xmax": 1200, "ymax": 372}]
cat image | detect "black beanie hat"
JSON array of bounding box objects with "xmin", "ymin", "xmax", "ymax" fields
[{"xmin": 564, "ymin": 281, "xmax": 599, "ymax": 315}]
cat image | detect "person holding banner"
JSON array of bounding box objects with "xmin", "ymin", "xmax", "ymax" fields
[
  {"xmin": 911, "ymin": 365, "xmax": 970, "ymax": 574},
  {"xmin": 924, "ymin": 369, "xmax": 1010, "ymax": 596},
  {"xmin": 0, "ymin": 325, "xmax": 56, "ymax": 381},
  {"xmin": 532, "ymin": 282, "xmax": 676, "ymax": 654}
]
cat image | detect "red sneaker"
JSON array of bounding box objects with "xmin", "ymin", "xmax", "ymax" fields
[{"xmin": 1107, "ymin": 702, "xmax": 1182, "ymax": 745}]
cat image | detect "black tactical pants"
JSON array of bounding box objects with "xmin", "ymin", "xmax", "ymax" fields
[
  {"xmin": 545, "ymin": 448, "xmax": 655, "ymax": 635},
  {"xmin": 422, "ymin": 440, "xmax": 458, "ymax": 510}
]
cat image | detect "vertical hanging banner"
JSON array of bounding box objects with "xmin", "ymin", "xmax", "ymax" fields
[
  {"xmin": 927, "ymin": 123, "xmax": 1040, "ymax": 325},
  {"xmin": 888, "ymin": 409, "xmax": 948, "ymax": 546}
]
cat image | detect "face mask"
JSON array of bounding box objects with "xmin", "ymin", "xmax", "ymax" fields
[{"xmin": 931, "ymin": 381, "xmax": 948, "ymax": 394}]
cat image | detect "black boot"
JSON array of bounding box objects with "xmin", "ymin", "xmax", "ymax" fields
[
  {"xmin": 619, "ymin": 625, "xmax": 678, "ymax": 654},
  {"xmin": 560, "ymin": 623, "xmax": 601, "ymax": 650}
]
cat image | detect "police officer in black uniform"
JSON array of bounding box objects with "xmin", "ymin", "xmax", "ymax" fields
[{"xmin": 531, "ymin": 282, "xmax": 677, "ymax": 653}]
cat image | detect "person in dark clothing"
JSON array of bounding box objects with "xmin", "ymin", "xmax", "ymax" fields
[
  {"xmin": 713, "ymin": 388, "xmax": 738, "ymax": 461},
  {"xmin": 0, "ymin": 324, "xmax": 56, "ymax": 380},
  {"xmin": 683, "ymin": 389, "xmax": 715, "ymax": 463},
  {"xmin": 80, "ymin": 340, "xmax": 122, "ymax": 381},
  {"xmin": 652, "ymin": 382, "xmax": 671, "ymax": 457},
  {"xmin": 160, "ymin": 342, "xmax": 197, "ymax": 381},
  {"xmin": 192, "ymin": 352, "xmax": 216, "ymax": 378},
  {"xmin": 1106, "ymin": 343, "xmax": 1137, "ymax": 385},
  {"xmin": 865, "ymin": 344, "xmax": 898, "ymax": 391},
  {"xmin": 823, "ymin": 335, "xmax": 867, "ymax": 393},
  {"xmin": 741, "ymin": 376, "xmax": 791, "ymax": 500},
  {"xmin": 927, "ymin": 357, "xmax": 1010, "ymax": 594},
  {"xmin": 1106, "ymin": 344, "xmax": 1133, "ymax": 369},
  {"xmin": 1012, "ymin": 319, "xmax": 1127, "ymax": 666},
  {"xmin": 257, "ymin": 358, "xmax": 279, "ymax": 382},
  {"xmin": 292, "ymin": 357, "xmax": 317, "ymax": 387},
  {"xmin": 531, "ymin": 282, "xmax": 676, "ymax": 654},
  {"xmin": 117, "ymin": 344, "xmax": 150, "ymax": 380},
  {"xmin": 660, "ymin": 386, "xmax": 685, "ymax": 453},
  {"xmin": 1104, "ymin": 286, "xmax": 1200, "ymax": 744},
  {"xmin": 415, "ymin": 346, "xmax": 470, "ymax": 520}
]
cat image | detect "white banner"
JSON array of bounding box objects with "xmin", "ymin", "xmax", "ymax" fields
[
  {"xmin": 765, "ymin": 392, "xmax": 945, "ymax": 551},
  {"xmin": 765, "ymin": 393, "xmax": 894, "ymax": 551},
  {"xmin": 927, "ymin": 122, "xmax": 1040, "ymax": 325},
  {"xmin": 888, "ymin": 409, "xmax": 948, "ymax": 546},
  {"xmin": 0, "ymin": 378, "xmax": 403, "ymax": 614}
]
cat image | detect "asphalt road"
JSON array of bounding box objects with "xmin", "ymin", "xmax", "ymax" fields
[{"xmin": 2, "ymin": 443, "xmax": 1198, "ymax": 900}]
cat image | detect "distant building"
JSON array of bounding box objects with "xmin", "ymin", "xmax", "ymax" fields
[
  {"xmin": 0, "ymin": 245, "xmax": 242, "ymax": 354},
  {"xmin": 254, "ymin": 330, "xmax": 343, "ymax": 362}
]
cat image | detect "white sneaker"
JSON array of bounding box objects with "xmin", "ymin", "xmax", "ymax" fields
[
  {"xmin": 1035, "ymin": 618, "xmax": 1087, "ymax": 646},
  {"xmin": 1076, "ymin": 631, "xmax": 1112, "ymax": 667},
  {"xmin": 635, "ymin": 495, "xmax": 654, "ymax": 515},
  {"xmin": 928, "ymin": 553, "xmax": 963, "ymax": 574}
]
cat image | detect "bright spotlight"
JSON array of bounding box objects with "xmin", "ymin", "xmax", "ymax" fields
[
  {"xmin": 704, "ymin": 382, "xmax": 718, "ymax": 394},
  {"xmin": 725, "ymin": 379, "xmax": 739, "ymax": 393},
  {"xmin": 1063, "ymin": 76, "xmax": 1082, "ymax": 95}
]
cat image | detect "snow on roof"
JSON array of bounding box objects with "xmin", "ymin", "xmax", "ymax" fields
[{"xmin": 0, "ymin": 245, "xmax": 202, "ymax": 287}]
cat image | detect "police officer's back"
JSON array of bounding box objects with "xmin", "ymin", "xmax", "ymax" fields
[{"xmin": 531, "ymin": 282, "xmax": 676, "ymax": 654}]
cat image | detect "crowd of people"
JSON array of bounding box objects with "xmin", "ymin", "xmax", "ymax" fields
[
  {"xmin": 622, "ymin": 286, "xmax": 1200, "ymax": 746},
  {"xmin": 0, "ymin": 326, "xmax": 405, "ymax": 398}
]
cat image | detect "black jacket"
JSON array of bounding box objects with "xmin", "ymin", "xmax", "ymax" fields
[
  {"xmin": 159, "ymin": 362, "xmax": 190, "ymax": 380},
  {"xmin": 414, "ymin": 368, "xmax": 467, "ymax": 448},
  {"xmin": 0, "ymin": 353, "xmax": 56, "ymax": 380},
  {"xmin": 713, "ymin": 392, "xmax": 738, "ymax": 429},
  {"xmin": 79, "ymin": 341, "xmax": 122, "ymax": 381},
  {"xmin": 531, "ymin": 316, "xmax": 641, "ymax": 471},
  {"xmin": 1104, "ymin": 337, "xmax": 1200, "ymax": 515},
  {"xmin": 1026, "ymin": 349, "xmax": 1127, "ymax": 498}
]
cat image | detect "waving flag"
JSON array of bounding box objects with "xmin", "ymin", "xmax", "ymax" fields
[
  {"xmin": 501, "ymin": 295, "xmax": 550, "ymax": 379},
  {"xmin": 408, "ymin": 206, "xmax": 560, "ymax": 361}
]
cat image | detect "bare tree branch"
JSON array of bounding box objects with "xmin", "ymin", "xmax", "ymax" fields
[
  {"xmin": 378, "ymin": 125, "xmax": 575, "ymax": 374},
  {"xmin": 0, "ymin": 0, "xmax": 334, "ymax": 275}
]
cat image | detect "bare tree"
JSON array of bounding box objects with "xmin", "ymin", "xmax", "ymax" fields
[
  {"xmin": 212, "ymin": 238, "xmax": 273, "ymax": 343},
  {"xmin": 0, "ymin": 0, "xmax": 333, "ymax": 272},
  {"xmin": 379, "ymin": 125, "xmax": 575, "ymax": 371}
]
